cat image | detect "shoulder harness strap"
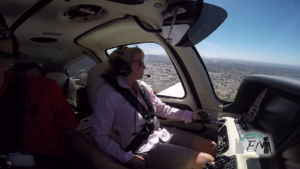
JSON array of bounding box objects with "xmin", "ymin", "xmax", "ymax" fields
[{"xmin": 101, "ymin": 74, "xmax": 154, "ymax": 120}]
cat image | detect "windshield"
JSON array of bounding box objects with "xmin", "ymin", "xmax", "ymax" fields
[{"xmin": 196, "ymin": 0, "xmax": 300, "ymax": 102}]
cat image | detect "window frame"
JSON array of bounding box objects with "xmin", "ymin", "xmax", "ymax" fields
[
  {"xmin": 192, "ymin": 46, "xmax": 231, "ymax": 104},
  {"xmin": 65, "ymin": 56, "xmax": 97, "ymax": 86},
  {"xmin": 105, "ymin": 42, "xmax": 188, "ymax": 100}
]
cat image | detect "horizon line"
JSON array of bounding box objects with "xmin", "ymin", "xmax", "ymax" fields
[
  {"xmin": 144, "ymin": 54, "xmax": 300, "ymax": 67},
  {"xmin": 201, "ymin": 57, "xmax": 300, "ymax": 67}
]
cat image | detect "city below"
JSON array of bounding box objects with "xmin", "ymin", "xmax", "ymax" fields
[{"xmin": 68, "ymin": 55, "xmax": 300, "ymax": 102}]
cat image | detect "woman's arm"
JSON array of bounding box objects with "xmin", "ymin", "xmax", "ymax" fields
[
  {"xmin": 141, "ymin": 82, "xmax": 193, "ymax": 123},
  {"xmin": 91, "ymin": 85, "xmax": 135, "ymax": 164}
]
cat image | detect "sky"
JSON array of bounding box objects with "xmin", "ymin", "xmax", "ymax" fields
[
  {"xmin": 196, "ymin": 0, "xmax": 300, "ymax": 66},
  {"xmin": 108, "ymin": 0, "xmax": 300, "ymax": 66}
]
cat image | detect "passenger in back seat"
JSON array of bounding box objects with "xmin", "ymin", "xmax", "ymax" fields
[
  {"xmin": 0, "ymin": 13, "xmax": 126, "ymax": 169},
  {"xmin": 14, "ymin": 62, "xmax": 42, "ymax": 77},
  {"xmin": 92, "ymin": 46, "xmax": 217, "ymax": 169},
  {"xmin": 12, "ymin": 62, "xmax": 42, "ymax": 77}
]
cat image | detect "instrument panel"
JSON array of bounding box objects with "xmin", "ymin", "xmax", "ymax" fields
[{"xmin": 216, "ymin": 85, "xmax": 300, "ymax": 168}]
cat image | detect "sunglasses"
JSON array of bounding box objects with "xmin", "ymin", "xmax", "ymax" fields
[
  {"xmin": 132, "ymin": 60, "xmax": 145, "ymax": 68},
  {"xmin": 0, "ymin": 29, "xmax": 12, "ymax": 40}
]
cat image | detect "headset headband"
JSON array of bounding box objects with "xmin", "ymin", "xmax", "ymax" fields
[{"xmin": 0, "ymin": 13, "xmax": 19, "ymax": 54}]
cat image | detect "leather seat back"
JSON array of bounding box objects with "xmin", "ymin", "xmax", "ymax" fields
[
  {"xmin": 44, "ymin": 72, "xmax": 77, "ymax": 106},
  {"xmin": 87, "ymin": 63, "xmax": 119, "ymax": 141}
]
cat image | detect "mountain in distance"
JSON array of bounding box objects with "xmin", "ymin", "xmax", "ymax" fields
[{"xmin": 202, "ymin": 57, "xmax": 300, "ymax": 70}]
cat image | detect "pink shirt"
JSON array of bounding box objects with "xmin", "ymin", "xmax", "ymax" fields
[{"xmin": 91, "ymin": 77, "xmax": 193, "ymax": 163}]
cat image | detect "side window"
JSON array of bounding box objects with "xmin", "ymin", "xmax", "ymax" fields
[
  {"xmin": 106, "ymin": 43, "xmax": 185, "ymax": 98},
  {"xmin": 195, "ymin": 0, "xmax": 300, "ymax": 102},
  {"xmin": 66, "ymin": 56, "xmax": 96, "ymax": 85}
]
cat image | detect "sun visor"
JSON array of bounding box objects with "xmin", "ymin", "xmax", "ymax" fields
[{"xmin": 162, "ymin": 1, "xmax": 227, "ymax": 47}]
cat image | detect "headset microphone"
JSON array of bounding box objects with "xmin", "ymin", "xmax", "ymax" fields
[{"xmin": 144, "ymin": 74, "xmax": 150, "ymax": 78}]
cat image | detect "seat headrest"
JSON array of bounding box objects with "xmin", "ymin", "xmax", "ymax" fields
[
  {"xmin": 44, "ymin": 72, "xmax": 77, "ymax": 102},
  {"xmin": 87, "ymin": 63, "xmax": 110, "ymax": 107}
]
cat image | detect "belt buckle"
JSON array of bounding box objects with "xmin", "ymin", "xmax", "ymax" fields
[{"xmin": 0, "ymin": 154, "xmax": 12, "ymax": 169}]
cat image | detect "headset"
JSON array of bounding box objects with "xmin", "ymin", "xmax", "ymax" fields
[
  {"xmin": 114, "ymin": 46, "xmax": 149, "ymax": 77},
  {"xmin": 114, "ymin": 46, "xmax": 133, "ymax": 77},
  {"xmin": 115, "ymin": 57, "xmax": 132, "ymax": 77}
]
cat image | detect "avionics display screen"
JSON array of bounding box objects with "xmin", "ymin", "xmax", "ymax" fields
[{"xmin": 255, "ymin": 93, "xmax": 300, "ymax": 140}]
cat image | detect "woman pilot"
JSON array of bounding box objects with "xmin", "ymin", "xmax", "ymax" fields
[{"xmin": 91, "ymin": 46, "xmax": 216, "ymax": 169}]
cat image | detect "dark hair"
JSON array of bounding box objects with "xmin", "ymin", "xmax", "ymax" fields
[{"xmin": 0, "ymin": 13, "xmax": 19, "ymax": 54}]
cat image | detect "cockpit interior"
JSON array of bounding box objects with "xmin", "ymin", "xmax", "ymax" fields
[{"xmin": 1, "ymin": 0, "xmax": 300, "ymax": 168}]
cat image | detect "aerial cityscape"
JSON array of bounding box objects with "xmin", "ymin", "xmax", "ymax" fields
[{"xmin": 67, "ymin": 55, "xmax": 300, "ymax": 102}]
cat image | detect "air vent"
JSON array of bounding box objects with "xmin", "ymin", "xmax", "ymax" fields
[{"xmin": 30, "ymin": 37, "xmax": 57, "ymax": 43}]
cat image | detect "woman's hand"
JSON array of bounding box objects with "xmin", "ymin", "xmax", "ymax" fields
[
  {"xmin": 126, "ymin": 155, "xmax": 146, "ymax": 169},
  {"xmin": 192, "ymin": 111, "xmax": 202, "ymax": 121},
  {"xmin": 192, "ymin": 109, "xmax": 209, "ymax": 121}
]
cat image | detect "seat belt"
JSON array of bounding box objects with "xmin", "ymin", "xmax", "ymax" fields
[
  {"xmin": 101, "ymin": 74, "xmax": 155, "ymax": 152},
  {"xmin": 0, "ymin": 74, "xmax": 28, "ymax": 153},
  {"xmin": 62, "ymin": 77, "xmax": 70, "ymax": 98},
  {"xmin": 101, "ymin": 74, "xmax": 154, "ymax": 120}
]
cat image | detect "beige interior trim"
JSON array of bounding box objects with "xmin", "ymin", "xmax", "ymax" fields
[
  {"xmin": 2, "ymin": 0, "xmax": 168, "ymax": 71},
  {"xmin": 0, "ymin": 0, "xmax": 39, "ymax": 26}
]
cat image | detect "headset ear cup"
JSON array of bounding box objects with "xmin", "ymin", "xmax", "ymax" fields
[{"xmin": 115, "ymin": 58, "xmax": 132, "ymax": 77}]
